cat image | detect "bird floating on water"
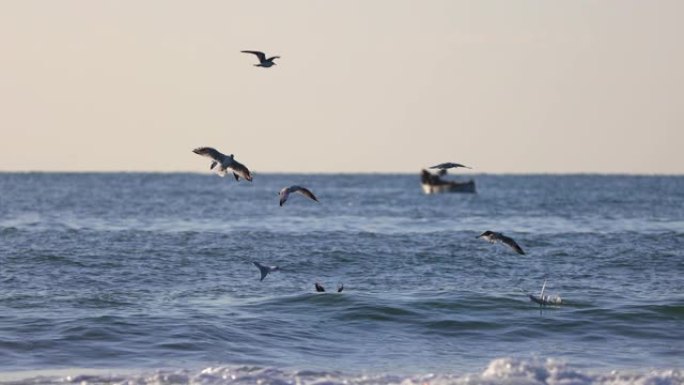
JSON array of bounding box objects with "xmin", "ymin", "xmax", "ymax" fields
[
  {"xmin": 314, "ymin": 282, "xmax": 344, "ymax": 293},
  {"xmin": 241, "ymin": 50, "xmax": 280, "ymax": 68},
  {"xmin": 477, "ymin": 230, "xmax": 526, "ymax": 255},
  {"xmin": 430, "ymin": 162, "xmax": 472, "ymax": 170},
  {"xmin": 528, "ymin": 279, "xmax": 562, "ymax": 306},
  {"xmin": 192, "ymin": 147, "xmax": 252, "ymax": 181},
  {"xmin": 279, "ymin": 185, "xmax": 319, "ymax": 206},
  {"xmin": 252, "ymin": 261, "xmax": 279, "ymax": 281}
]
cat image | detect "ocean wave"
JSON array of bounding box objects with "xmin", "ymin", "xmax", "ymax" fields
[{"xmin": 2, "ymin": 358, "xmax": 681, "ymax": 385}]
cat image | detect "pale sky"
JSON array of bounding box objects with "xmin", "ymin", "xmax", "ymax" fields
[{"xmin": 1, "ymin": 1, "xmax": 682, "ymax": 174}]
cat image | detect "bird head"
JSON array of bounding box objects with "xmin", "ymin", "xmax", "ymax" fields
[{"xmin": 476, "ymin": 231, "xmax": 494, "ymax": 238}]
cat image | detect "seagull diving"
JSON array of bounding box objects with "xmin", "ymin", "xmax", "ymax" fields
[
  {"xmin": 476, "ymin": 230, "xmax": 526, "ymax": 255},
  {"xmin": 192, "ymin": 147, "xmax": 252, "ymax": 181},
  {"xmin": 279, "ymin": 185, "xmax": 319, "ymax": 206},
  {"xmin": 314, "ymin": 282, "xmax": 344, "ymax": 293},
  {"xmin": 252, "ymin": 261, "xmax": 279, "ymax": 281}
]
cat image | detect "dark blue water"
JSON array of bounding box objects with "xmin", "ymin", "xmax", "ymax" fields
[{"xmin": 0, "ymin": 173, "xmax": 682, "ymax": 384}]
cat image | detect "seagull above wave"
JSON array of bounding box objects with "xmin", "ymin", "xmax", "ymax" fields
[
  {"xmin": 253, "ymin": 261, "xmax": 279, "ymax": 281},
  {"xmin": 314, "ymin": 282, "xmax": 344, "ymax": 293},
  {"xmin": 241, "ymin": 50, "xmax": 280, "ymax": 68},
  {"xmin": 192, "ymin": 147, "xmax": 252, "ymax": 181},
  {"xmin": 430, "ymin": 162, "xmax": 472, "ymax": 170},
  {"xmin": 279, "ymin": 185, "xmax": 319, "ymax": 206},
  {"xmin": 476, "ymin": 230, "xmax": 526, "ymax": 255}
]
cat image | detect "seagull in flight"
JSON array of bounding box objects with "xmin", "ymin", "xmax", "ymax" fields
[
  {"xmin": 192, "ymin": 147, "xmax": 252, "ymax": 181},
  {"xmin": 430, "ymin": 162, "xmax": 472, "ymax": 170},
  {"xmin": 241, "ymin": 50, "xmax": 280, "ymax": 68},
  {"xmin": 279, "ymin": 185, "xmax": 319, "ymax": 206},
  {"xmin": 253, "ymin": 261, "xmax": 279, "ymax": 281},
  {"xmin": 476, "ymin": 230, "xmax": 526, "ymax": 255}
]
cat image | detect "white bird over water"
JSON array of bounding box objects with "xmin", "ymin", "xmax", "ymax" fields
[
  {"xmin": 279, "ymin": 185, "xmax": 319, "ymax": 207},
  {"xmin": 252, "ymin": 261, "xmax": 279, "ymax": 281},
  {"xmin": 192, "ymin": 147, "xmax": 252, "ymax": 181},
  {"xmin": 476, "ymin": 230, "xmax": 526, "ymax": 255},
  {"xmin": 430, "ymin": 162, "xmax": 472, "ymax": 170},
  {"xmin": 241, "ymin": 50, "xmax": 280, "ymax": 68}
]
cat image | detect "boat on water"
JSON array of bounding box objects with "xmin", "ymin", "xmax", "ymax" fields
[{"xmin": 420, "ymin": 169, "xmax": 476, "ymax": 194}]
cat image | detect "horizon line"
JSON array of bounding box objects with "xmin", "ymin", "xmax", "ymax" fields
[{"xmin": 0, "ymin": 170, "xmax": 682, "ymax": 177}]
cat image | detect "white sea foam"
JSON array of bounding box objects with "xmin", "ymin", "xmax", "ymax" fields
[{"xmin": 1, "ymin": 359, "xmax": 680, "ymax": 385}]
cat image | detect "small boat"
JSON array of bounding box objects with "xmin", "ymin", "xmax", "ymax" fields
[{"xmin": 421, "ymin": 169, "xmax": 476, "ymax": 194}]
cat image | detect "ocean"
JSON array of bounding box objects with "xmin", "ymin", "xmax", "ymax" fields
[{"xmin": 0, "ymin": 173, "xmax": 682, "ymax": 385}]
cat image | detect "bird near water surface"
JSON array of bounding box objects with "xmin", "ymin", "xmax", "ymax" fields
[
  {"xmin": 279, "ymin": 185, "xmax": 319, "ymax": 206},
  {"xmin": 430, "ymin": 162, "xmax": 472, "ymax": 170},
  {"xmin": 252, "ymin": 261, "xmax": 280, "ymax": 281},
  {"xmin": 477, "ymin": 230, "xmax": 526, "ymax": 255},
  {"xmin": 314, "ymin": 282, "xmax": 344, "ymax": 293},
  {"xmin": 192, "ymin": 147, "xmax": 252, "ymax": 181}
]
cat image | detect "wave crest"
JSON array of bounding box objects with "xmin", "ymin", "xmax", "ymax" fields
[{"xmin": 5, "ymin": 358, "xmax": 681, "ymax": 385}]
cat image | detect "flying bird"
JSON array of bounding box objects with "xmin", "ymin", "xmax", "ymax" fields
[
  {"xmin": 279, "ymin": 185, "xmax": 319, "ymax": 206},
  {"xmin": 241, "ymin": 50, "xmax": 280, "ymax": 68},
  {"xmin": 430, "ymin": 162, "xmax": 472, "ymax": 170},
  {"xmin": 192, "ymin": 147, "xmax": 252, "ymax": 181},
  {"xmin": 253, "ymin": 261, "xmax": 279, "ymax": 281},
  {"xmin": 476, "ymin": 230, "xmax": 526, "ymax": 255}
]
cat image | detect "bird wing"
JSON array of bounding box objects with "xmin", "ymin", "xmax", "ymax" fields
[
  {"xmin": 501, "ymin": 235, "xmax": 525, "ymax": 255},
  {"xmin": 253, "ymin": 262, "xmax": 269, "ymax": 281},
  {"xmin": 294, "ymin": 187, "xmax": 319, "ymax": 202},
  {"xmin": 266, "ymin": 56, "xmax": 280, "ymax": 61},
  {"xmin": 193, "ymin": 147, "xmax": 225, "ymax": 162},
  {"xmin": 228, "ymin": 159, "xmax": 252, "ymax": 181},
  {"xmin": 241, "ymin": 50, "xmax": 267, "ymax": 62},
  {"xmin": 529, "ymin": 294, "xmax": 544, "ymax": 305},
  {"xmin": 450, "ymin": 163, "xmax": 471, "ymax": 169},
  {"xmin": 430, "ymin": 162, "xmax": 471, "ymax": 169}
]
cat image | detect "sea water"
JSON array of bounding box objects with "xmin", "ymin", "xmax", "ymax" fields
[{"xmin": 0, "ymin": 173, "xmax": 682, "ymax": 384}]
